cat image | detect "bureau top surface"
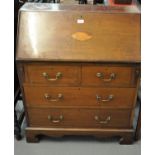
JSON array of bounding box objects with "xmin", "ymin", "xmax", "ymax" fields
[{"xmin": 16, "ymin": 3, "xmax": 141, "ymax": 63}]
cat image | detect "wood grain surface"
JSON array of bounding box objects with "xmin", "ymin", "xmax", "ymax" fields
[
  {"xmin": 16, "ymin": 5, "xmax": 140, "ymax": 63},
  {"xmin": 24, "ymin": 86, "xmax": 136, "ymax": 108},
  {"xmin": 27, "ymin": 108, "xmax": 132, "ymax": 128}
]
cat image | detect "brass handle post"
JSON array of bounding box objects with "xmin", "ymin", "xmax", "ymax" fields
[
  {"xmin": 96, "ymin": 73, "xmax": 116, "ymax": 82},
  {"xmin": 94, "ymin": 116, "xmax": 111, "ymax": 124},
  {"xmin": 42, "ymin": 72, "xmax": 62, "ymax": 81}
]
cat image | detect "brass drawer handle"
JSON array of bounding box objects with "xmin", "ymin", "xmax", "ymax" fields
[
  {"xmin": 96, "ymin": 94, "xmax": 114, "ymax": 102},
  {"xmin": 48, "ymin": 115, "xmax": 64, "ymax": 123},
  {"xmin": 44, "ymin": 93, "xmax": 63, "ymax": 102},
  {"xmin": 96, "ymin": 73, "xmax": 116, "ymax": 82},
  {"xmin": 94, "ymin": 116, "xmax": 111, "ymax": 124},
  {"xmin": 42, "ymin": 72, "xmax": 62, "ymax": 81}
]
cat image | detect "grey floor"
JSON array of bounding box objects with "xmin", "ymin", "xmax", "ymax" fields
[{"xmin": 15, "ymin": 132, "xmax": 140, "ymax": 155}]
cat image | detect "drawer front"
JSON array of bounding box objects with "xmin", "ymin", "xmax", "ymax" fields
[
  {"xmin": 28, "ymin": 108, "xmax": 132, "ymax": 128},
  {"xmin": 82, "ymin": 66, "xmax": 136, "ymax": 87},
  {"xmin": 25, "ymin": 65, "xmax": 81, "ymax": 85},
  {"xmin": 24, "ymin": 86, "xmax": 136, "ymax": 108}
]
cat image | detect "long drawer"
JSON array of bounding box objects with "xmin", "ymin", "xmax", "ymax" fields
[
  {"xmin": 24, "ymin": 86, "xmax": 136, "ymax": 108},
  {"xmin": 27, "ymin": 108, "xmax": 132, "ymax": 128}
]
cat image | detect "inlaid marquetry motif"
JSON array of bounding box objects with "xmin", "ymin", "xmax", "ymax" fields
[{"xmin": 72, "ymin": 32, "xmax": 92, "ymax": 41}]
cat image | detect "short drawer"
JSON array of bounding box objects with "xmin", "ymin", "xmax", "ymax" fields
[
  {"xmin": 24, "ymin": 86, "xmax": 136, "ymax": 108},
  {"xmin": 25, "ymin": 64, "xmax": 81, "ymax": 85},
  {"xmin": 28, "ymin": 108, "xmax": 132, "ymax": 128},
  {"xmin": 82, "ymin": 66, "xmax": 138, "ymax": 87}
]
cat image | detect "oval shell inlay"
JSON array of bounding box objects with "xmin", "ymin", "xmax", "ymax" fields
[{"xmin": 72, "ymin": 32, "xmax": 92, "ymax": 41}]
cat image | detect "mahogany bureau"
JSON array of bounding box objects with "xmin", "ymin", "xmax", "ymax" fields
[{"xmin": 16, "ymin": 3, "xmax": 141, "ymax": 144}]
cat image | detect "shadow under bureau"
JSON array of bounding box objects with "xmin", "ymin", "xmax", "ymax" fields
[{"xmin": 16, "ymin": 3, "xmax": 141, "ymax": 144}]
